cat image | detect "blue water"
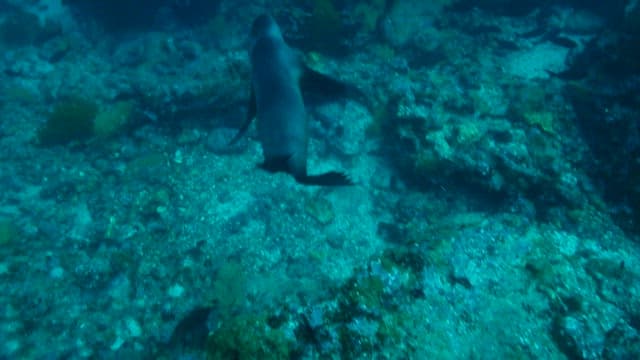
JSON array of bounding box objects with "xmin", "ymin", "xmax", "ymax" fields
[{"xmin": 1, "ymin": 0, "xmax": 639, "ymax": 358}]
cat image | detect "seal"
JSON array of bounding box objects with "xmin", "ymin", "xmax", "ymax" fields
[{"xmin": 230, "ymin": 14, "xmax": 354, "ymax": 186}]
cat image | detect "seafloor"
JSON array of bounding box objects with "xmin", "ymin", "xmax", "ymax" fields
[{"xmin": 1, "ymin": 0, "xmax": 640, "ymax": 359}]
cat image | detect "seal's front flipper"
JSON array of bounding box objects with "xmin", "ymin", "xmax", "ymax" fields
[
  {"xmin": 295, "ymin": 172, "xmax": 354, "ymax": 186},
  {"xmin": 300, "ymin": 66, "xmax": 351, "ymax": 99},
  {"xmin": 300, "ymin": 66, "xmax": 366, "ymax": 104},
  {"xmin": 300, "ymin": 65, "xmax": 368, "ymax": 107},
  {"xmin": 229, "ymin": 87, "xmax": 257, "ymax": 145}
]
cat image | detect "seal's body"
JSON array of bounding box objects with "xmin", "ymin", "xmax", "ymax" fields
[{"xmin": 231, "ymin": 14, "xmax": 352, "ymax": 186}]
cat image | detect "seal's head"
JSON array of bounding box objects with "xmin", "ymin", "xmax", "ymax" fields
[{"xmin": 250, "ymin": 14, "xmax": 283, "ymax": 43}]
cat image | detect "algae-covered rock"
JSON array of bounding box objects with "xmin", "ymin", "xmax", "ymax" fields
[
  {"xmin": 93, "ymin": 101, "xmax": 134, "ymax": 138},
  {"xmin": 37, "ymin": 97, "xmax": 98, "ymax": 146},
  {"xmin": 137, "ymin": 187, "xmax": 172, "ymax": 222},
  {"xmin": 206, "ymin": 312, "xmax": 293, "ymax": 360},
  {"xmin": 65, "ymin": 0, "xmax": 220, "ymax": 31},
  {"xmin": 353, "ymin": 0, "xmax": 387, "ymax": 34},
  {"xmin": 4, "ymin": 85, "xmax": 38, "ymax": 104},
  {"xmin": 524, "ymin": 111, "xmax": 555, "ymax": 134},
  {"xmin": 210, "ymin": 261, "xmax": 247, "ymax": 314},
  {"xmin": 381, "ymin": 1, "xmax": 452, "ymax": 47},
  {"xmin": 343, "ymin": 275, "xmax": 385, "ymax": 312},
  {"xmin": 0, "ymin": 10, "xmax": 60, "ymax": 47},
  {"xmin": 305, "ymin": 197, "xmax": 335, "ymax": 225},
  {"xmin": 301, "ymin": 0, "xmax": 352, "ymax": 55},
  {"xmin": 125, "ymin": 153, "xmax": 171, "ymax": 181},
  {"xmin": 0, "ymin": 219, "xmax": 17, "ymax": 245},
  {"xmin": 41, "ymin": 36, "xmax": 71, "ymax": 62}
]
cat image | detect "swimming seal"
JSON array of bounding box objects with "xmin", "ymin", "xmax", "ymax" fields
[{"xmin": 230, "ymin": 14, "xmax": 355, "ymax": 186}]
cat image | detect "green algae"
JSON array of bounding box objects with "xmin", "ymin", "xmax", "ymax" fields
[
  {"xmin": 206, "ymin": 312, "xmax": 292, "ymax": 360},
  {"xmin": 37, "ymin": 97, "xmax": 137, "ymax": 146},
  {"xmin": 4, "ymin": 85, "xmax": 38, "ymax": 104},
  {"xmin": 353, "ymin": 0, "xmax": 387, "ymax": 33},
  {"xmin": 0, "ymin": 219, "xmax": 17, "ymax": 245},
  {"xmin": 304, "ymin": 196, "xmax": 335, "ymax": 225},
  {"xmin": 414, "ymin": 148, "xmax": 445, "ymax": 174},
  {"xmin": 37, "ymin": 97, "xmax": 98, "ymax": 146},
  {"xmin": 211, "ymin": 261, "xmax": 247, "ymax": 314},
  {"xmin": 202, "ymin": 256, "xmax": 423, "ymax": 359},
  {"xmin": 125, "ymin": 153, "xmax": 169, "ymax": 178},
  {"xmin": 365, "ymin": 96, "xmax": 394, "ymax": 137},
  {"xmin": 93, "ymin": 101, "xmax": 135, "ymax": 138},
  {"xmin": 305, "ymin": 0, "xmax": 344, "ymax": 54},
  {"xmin": 524, "ymin": 111, "xmax": 555, "ymax": 134},
  {"xmin": 138, "ymin": 187, "xmax": 172, "ymax": 221},
  {"xmin": 0, "ymin": 10, "xmax": 60, "ymax": 46},
  {"xmin": 344, "ymin": 275, "xmax": 385, "ymax": 311},
  {"xmin": 507, "ymin": 82, "xmax": 560, "ymax": 135}
]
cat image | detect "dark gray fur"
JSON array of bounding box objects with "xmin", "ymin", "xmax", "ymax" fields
[{"xmin": 230, "ymin": 14, "xmax": 352, "ymax": 186}]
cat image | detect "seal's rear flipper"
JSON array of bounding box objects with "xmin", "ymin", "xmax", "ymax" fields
[
  {"xmin": 260, "ymin": 157, "xmax": 353, "ymax": 186},
  {"xmin": 296, "ymin": 172, "xmax": 354, "ymax": 186}
]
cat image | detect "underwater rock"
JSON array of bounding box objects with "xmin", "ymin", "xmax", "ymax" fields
[
  {"xmin": 206, "ymin": 128, "xmax": 247, "ymax": 155},
  {"xmin": 564, "ymin": 46, "xmax": 640, "ymax": 233},
  {"xmin": 37, "ymin": 97, "xmax": 98, "ymax": 146},
  {"xmin": 451, "ymin": 0, "xmax": 539, "ymax": 16},
  {"xmin": 0, "ymin": 9, "xmax": 61, "ymax": 47},
  {"xmin": 552, "ymin": 315, "xmax": 599, "ymax": 359},
  {"xmin": 602, "ymin": 322, "xmax": 640, "ymax": 359},
  {"xmin": 63, "ymin": 0, "xmax": 221, "ymax": 31},
  {"xmin": 206, "ymin": 312, "xmax": 294, "ymax": 360},
  {"xmin": 0, "ymin": 219, "xmax": 18, "ymax": 245},
  {"xmin": 301, "ymin": 0, "xmax": 346, "ymax": 55},
  {"xmin": 381, "ymin": 1, "xmax": 449, "ymax": 48},
  {"xmin": 93, "ymin": 101, "xmax": 135, "ymax": 138},
  {"xmin": 304, "ymin": 197, "xmax": 335, "ymax": 225},
  {"xmin": 170, "ymin": 0, "xmax": 222, "ymax": 25},
  {"xmin": 167, "ymin": 307, "xmax": 215, "ymax": 351},
  {"xmin": 40, "ymin": 36, "xmax": 71, "ymax": 63}
]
